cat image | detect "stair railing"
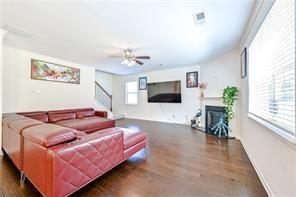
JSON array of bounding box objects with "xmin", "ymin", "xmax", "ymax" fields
[{"xmin": 95, "ymin": 81, "xmax": 112, "ymax": 111}]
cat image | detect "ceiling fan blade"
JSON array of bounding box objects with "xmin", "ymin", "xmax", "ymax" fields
[
  {"xmin": 134, "ymin": 59, "xmax": 144, "ymax": 65},
  {"xmin": 108, "ymin": 55, "xmax": 124, "ymax": 58},
  {"xmin": 135, "ymin": 56, "xmax": 150, "ymax": 59}
]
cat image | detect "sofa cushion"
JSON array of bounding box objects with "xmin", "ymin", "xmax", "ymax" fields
[
  {"xmin": 121, "ymin": 128, "xmax": 147, "ymax": 150},
  {"xmin": 55, "ymin": 117, "xmax": 114, "ymax": 132},
  {"xmin": 75, "ymin": 108, "xmax": 95, "ymax": 119},
  {"xmin": 22, "ymin": 124, "xmax": 76, "ymax": 148},
  {"xmin": 8, "ymin": 118, "xmax": 44, "ymax": 134},
  {"xmin": 18, "ymin": 111, "xmax": 49, "ymax": 123},
  {"xmin": 48, "ymin": 109, "xmax": 76, "ymax": 123}
]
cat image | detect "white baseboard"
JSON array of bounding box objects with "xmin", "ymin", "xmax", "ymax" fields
[
  {"xmin": 124, "ymin": 116, "xmax": 190, "ymax": 125},
  {"xmin": 0, "ymin": 149, "xmax": 3, "ymax": 156},
  {"xmin": 125, "ymin": 116, "xmax": 243, "ymax": 140},
  {"xmin": 240, "ymin": 138, "xmax": 274, "ymax": 197}
]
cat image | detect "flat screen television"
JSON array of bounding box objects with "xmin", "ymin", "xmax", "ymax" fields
[{"xmin": 147, "ymin": 80, "xmax": 182, "ymax": 103}]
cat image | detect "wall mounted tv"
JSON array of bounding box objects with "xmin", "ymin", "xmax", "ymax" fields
[{"xmin": 147, "ymin": 80, "xmax": 182, "ymax": 103}]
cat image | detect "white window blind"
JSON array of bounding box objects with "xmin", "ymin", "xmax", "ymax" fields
[
  {"xmin": 126, "ymin": 81, "xmax": 138, "ymax": 105},
  {"xmin": 249, "ymin": 0, "xmax": 295, "ymax": 136}
]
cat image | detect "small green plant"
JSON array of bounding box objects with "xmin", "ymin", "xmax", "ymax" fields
[{"xmin": 222, "ymin": 86, "xmax": 239, "ymax": 122}]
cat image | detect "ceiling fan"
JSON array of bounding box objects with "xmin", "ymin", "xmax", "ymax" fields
[{"xmin": 111, "ymin": 49, "xmax": 150, "ymax": 67}]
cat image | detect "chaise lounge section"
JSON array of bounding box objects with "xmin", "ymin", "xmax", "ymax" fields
[{"xmin": 2, "ymin": 108, "xmax": 147, "ymax": 196}]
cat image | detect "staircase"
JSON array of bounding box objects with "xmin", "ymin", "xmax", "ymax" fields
[
  {"xmin": 95, "ymin": 81, "xmax": 125, "ymax": 120},
  {"xmin": 95, "ymin": 81, "xmax": 112, "ymax": 111}
]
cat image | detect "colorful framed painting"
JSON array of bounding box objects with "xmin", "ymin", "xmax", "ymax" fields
[
  {"xmin": 139, "ymin": 77, "xmax": 147, "ymax": 90},
  {"xmin": 31, "ymin": 59, "xmax": 80, "ymax": 84},
  {"xmin": 186, "ymin": 71, "xmax": 198, "ymax": 88}
]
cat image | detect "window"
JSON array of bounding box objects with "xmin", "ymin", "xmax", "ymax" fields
[
  {"xmin": 125, "ymin": 81, "xmax": 138, "ymax": 105},
  {"xmin": 249, "ymin": 0, "xmax": 295, "ymax": 138}
]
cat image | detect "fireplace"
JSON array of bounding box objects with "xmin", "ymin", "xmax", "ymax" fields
[{"xmin": 205, "ymin": 105, "xmax": 228, "ymax": 137}]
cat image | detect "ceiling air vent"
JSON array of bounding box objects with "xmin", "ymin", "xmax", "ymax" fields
[
  {"xmin": 194, "ymin": 12, "xmax": 206, "ymax": 26},
  {"xmin": 4, "ymin": 25, "xmax": 34, "ymax": 38}
]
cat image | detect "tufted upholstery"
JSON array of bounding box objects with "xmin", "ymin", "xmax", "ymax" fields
[
  {"xmin": 49, "ymin": 131, "xmax": 124, "ymax": 196},
  {"xmin": 2, "ymin": 108, "xmax": 112, "ymax": 172},
  {"xmin": 23, "ymin": 130, "xmax": 125, "ymax": 196},
  {"xmin": 2, "ymin": 109, "xmax": 147, "ymax": 196},
  {"xmin": 22, "ymin": 127, "xmax": 146, "ymax": 196}
]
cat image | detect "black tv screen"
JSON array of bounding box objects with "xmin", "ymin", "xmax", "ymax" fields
[{"xmin": 147, "ymin": 81, "xmax": 182, "ymax": 103}]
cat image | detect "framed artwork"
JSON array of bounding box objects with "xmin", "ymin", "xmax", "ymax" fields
[
  {"xmin": 241, "ymin": 47, "xmax": 247, "ymax": 79},
  {"xmin": 31, "ymin": 59, "xmax": 80, "ymax": 84},
  {"xmin": 186, "ymin": 71, "xmax": 198, "ymax": 88},
  {"xmin": 139, "ymin": 77, "xmax": 147, "ymax": 90}
]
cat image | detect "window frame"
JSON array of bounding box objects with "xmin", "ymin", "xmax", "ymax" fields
[
  {"xmin": 125, "ymin": 81, "xmax": 138, "ymax": 105},
  {"xmin": 246, "ymin": 0, "xmax": 296, "ymax": 144}
]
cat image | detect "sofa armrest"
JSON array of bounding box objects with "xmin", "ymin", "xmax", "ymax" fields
[
  {"xmin": 95, "ymin": 110, "xmax": 108, "ymax": 118},
  {"xmin": 47, "ymin": 130, "xmax": 124, "ymax": 196}
]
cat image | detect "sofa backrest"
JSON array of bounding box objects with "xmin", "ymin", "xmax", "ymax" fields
[
  {"xmin": 75, "ymin": 108, "xmax": 95, "ymax": 119},
  {"xmin": 18, "ymin": 111, "xmax": 49, "ymax": 123},
  {"xmin": 48, "ymin": 109, "xmax": 76, "ymax": 123}
]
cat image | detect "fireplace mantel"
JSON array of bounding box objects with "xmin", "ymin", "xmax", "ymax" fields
[{"xmin": 201, "ymin": 96, "xmax": 221, "ymax": 100}]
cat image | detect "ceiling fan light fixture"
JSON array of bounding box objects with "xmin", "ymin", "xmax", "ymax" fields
[
  {"xmin": 125, "ymin": 49, "xmax": 132, "ymax": 56},
  {"xmin": 121, "ymin": 59, "xmax": 129, "ymax": 65},
  {"xmin": 130, "ymin": 60, "xmax": 136, "ymax": 66},
  {"xmin": 114, "ymin": 48, "xmax": 150, "ymax": 67}
]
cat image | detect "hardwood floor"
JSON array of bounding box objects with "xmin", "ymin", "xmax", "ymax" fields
[{"xmin": 0, "ymin": 118, "xmax": 267, "ymax": 197}]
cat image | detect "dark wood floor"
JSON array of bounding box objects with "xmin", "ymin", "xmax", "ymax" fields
[{"xmin": 0, "ymin": 118, "xmax": 267, "ymax": 197}]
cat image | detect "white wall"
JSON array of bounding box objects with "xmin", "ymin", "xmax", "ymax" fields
[
  {"xmin": 200, "ymin": 50, "xmax": 241, "ymax": 137},
  {"xmin": 239, "ymin": 0, "xmax": 296, "ymax": 196},
  {"xmin": 0, "ymin": 29, "xmax": 5, "ymax": 155},
  {"xmin": 112, "ymin": 51, "xmax": 241, "ymax": 136},
  {"xmin": 95, "ymin": 70, "xmax": 113, "ymax": 95},
  {"xmin": 200, "ymin": 50, "xmax": 240, "ymax": 97},
  {"xmin": 3, "ymin": 45, "xmax": 98, "ymax": 112},
  {"xmin": 112, "ymin": 65, "xmax": 200, "ymax": 124}
]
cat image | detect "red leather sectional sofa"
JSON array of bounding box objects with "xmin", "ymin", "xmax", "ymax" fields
[{"xmin": 2, "ymin": 108, "xmax": 147, "ymax": 196}]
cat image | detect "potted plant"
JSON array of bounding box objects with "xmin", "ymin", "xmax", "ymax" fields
[{"xmin": 222, "ymin": 86, "xmax": 239, "ymax": 124}]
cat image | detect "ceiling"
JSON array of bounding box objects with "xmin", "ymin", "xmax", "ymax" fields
[{"xmin": 1, "ymin": 0, "xmax": 255, "ymax": 75}]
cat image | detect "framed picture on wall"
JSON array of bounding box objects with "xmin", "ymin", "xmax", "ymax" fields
[
  {"xmin": 241, "ymin": 47, "xmax": 247, "ymax": 79},
  {"xmin": 139, "ymin": 77, "xmax": 147, "ymax": 90},
  {"xmin": 186, "ymin": 71, "xmax": 198, "ymax": 88},
  {"xmin": 31, "ymin": 59, "xmax": 80, "ymax": 84}
]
